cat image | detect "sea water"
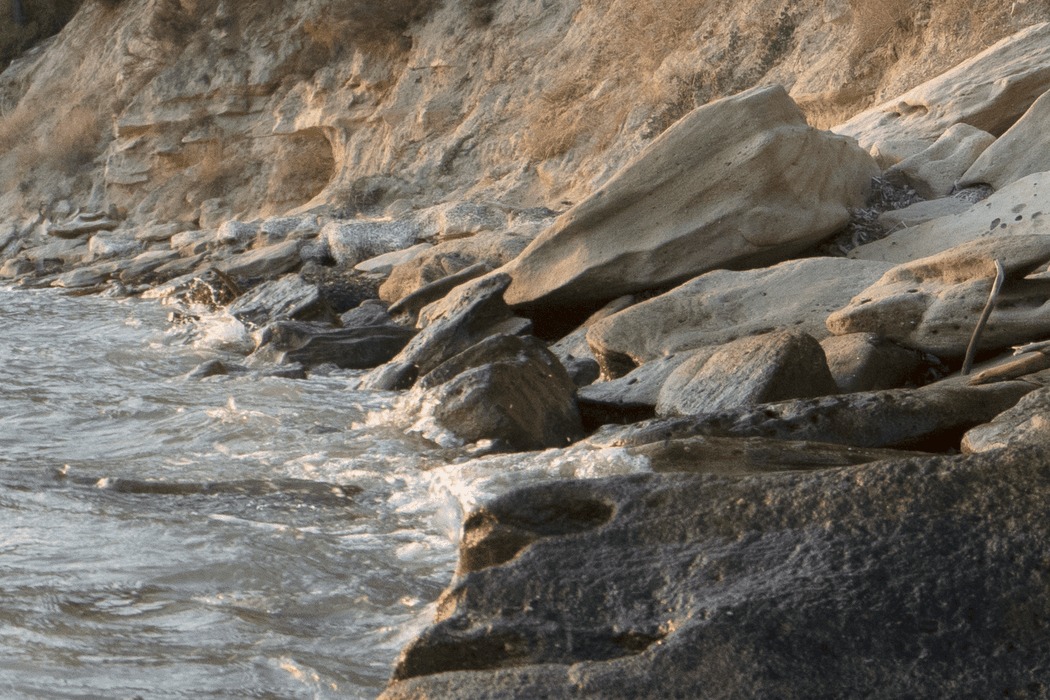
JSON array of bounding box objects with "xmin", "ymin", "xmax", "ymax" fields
[{"xmin": 0, "ymin": 286, "xmax": 650, "ymax": 699}]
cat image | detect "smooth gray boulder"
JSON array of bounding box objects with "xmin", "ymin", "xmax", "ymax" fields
[
  {"xmin": 656, "ymin": 330, "xmax": 839, "ymax": 417},
  {"xmin": 502, "ymin": 84, "xmax": 877, "ymax": 315},
  {"xmin": 379, "ymin": 445, "xmax": 1050, "ymax": 699},
  {"xmin": 962, "ymin": 87, "xmax": 1050, "ymax": 190},
  {"xmin": 577, "ymin": 352, "xmax": 701, "ymax": 427},
  {"xmin": 586, "ymin": 257, "xmax": 893, "ymax": 378}
]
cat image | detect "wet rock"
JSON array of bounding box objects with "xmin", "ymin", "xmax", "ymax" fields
[
  {"xmin": 51, "ymin": 266, "xmax": 114, "ymax": 288},
  {"xmin": 216, "ymin": 239, "xmax": 304, "ymax": 280},
  {"xmin": 420, "ymin": 334, "xmax": 584, "ymax": 451},
  {"xmin": 834, "ymin": 22, "xmax": 1050, "ymax": 163},
  {"xmin": 883, "ymin": 123, "xmax": 995, "ymax": 199},
  {"xmin": 600, "ymin": 377, "xmax": 1033, "ymax": 452},
  {"xmin": 227, "ymin": 274, "xmax": 334, "ymax": 328},
  {"xmin": 118, "ymin": 249, "xmax": 181, "ymax": 284},
  {"xmin": 380, "ymin": 445, "xmax": 1050, "ymax": 699},
  {"xmin": 359, "ymin": 361, "xmax": 418, "ymax": 392},
  {"xmin": 586, "ymin": 257, "xmax": 892, "ymax": 379},
  {"xmin": 829, "ymin": 235, "xmax": 1050, "ymax": 359},
  {"xmin": 655, "ymin": 330, "xmax": 839, "ymax": 417},
  {"xmin": 502, "ymin": 85, "xmax": 877, "ymax": 315},
  {"xmin": 851, "ymin": 172, "xmax": 1050, "ymax": 263},
  {"xmin": 371, "ymin": 272, "xmax": 532, "ymax": 385},
  {"xmin": 271, "ymin": 324, "xmax": 416, "ymax": 370},
  {"xmin": 820, "ymin": 333, "xmax": 930, "ymax": 392},
  {"xmin": 186, "ymin": 359, "xmax": 231, "ymax": 379},
  {"xmin": 0, "ymin": 257, "xmax": 35, "ymax": 278}
]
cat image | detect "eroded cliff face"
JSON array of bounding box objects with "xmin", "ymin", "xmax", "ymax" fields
[{"xmin": 0, "ymin": 0, "xmax": 1046, "ymax": 227}]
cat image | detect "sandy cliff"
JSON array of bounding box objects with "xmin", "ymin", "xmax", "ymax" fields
[{"xmin": 0, "ymin": 0, "xmax": 1045, "ymax": 228}]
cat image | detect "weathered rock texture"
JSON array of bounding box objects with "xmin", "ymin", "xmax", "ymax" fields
[
  {"xmin": 380, "ymin": 445, "xmax": 1050, "ymax": 700},
  {"xmin": 2, "ymin": 0, "xmax": 1043, "ymax": 232},
  {"xmin": 502, "ymin": 85, "xmax": 878, "ymax": 315},
  {"xmin": 586, "ymin": 257, "xmax": 892, "ymax": 378},
  {"xmin": 830, "ymin": 235, "xmax": 1050, "ymax": 359}
]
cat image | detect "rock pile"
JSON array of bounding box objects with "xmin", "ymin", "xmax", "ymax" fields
[{"xmin": 7, "ymin": 10, "xmax": 1050, "ymax": 698}]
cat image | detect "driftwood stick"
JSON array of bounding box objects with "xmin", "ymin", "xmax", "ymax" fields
[{"xmin": 961, "ymin": 259, "xmax": 1005, "ymax": 376}]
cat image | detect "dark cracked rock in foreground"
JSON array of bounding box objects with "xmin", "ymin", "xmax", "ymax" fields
[{"xmin": 379, "ymin": 444, "xmax": 1050, "ymax": 700}]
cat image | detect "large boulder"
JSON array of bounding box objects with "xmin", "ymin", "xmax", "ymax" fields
[
  {"xmin": 834, "ymin": 22, "xmax": 1050, "ymax": 164},
  {"xmin": 851, "ymin": 172, "xmax": 1050, "ymax": 263},
  {"xmin": 501, "ymin": 85, "xmax": 877, "ymax": 316},
  {"xmin": 586, "ymin": 257, "xmax": 893, "ymax": 378},
  {"xmin": 419, "ymin": 334, "xmax": 584, "ymax": 451},
  {"xmin": 321, "ymin": 219, "xmax": 421, "ymax": 267},
  {"xmin": 655, "ymin": 330, "xmax": 839, "ymax": 417},
  {"xmin": 961, "ymin": 87, "xmax": 1050, "ymax": 190},
  {"xmin": 830, "ymin": 235, "xmax": 1050, "ymax": 359},
  {"xmin": 380, "ymin": 445, "xmax": 1050, "ymax": 699}
]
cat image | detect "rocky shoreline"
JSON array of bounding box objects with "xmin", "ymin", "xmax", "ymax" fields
[{"xmin": 7, "ymin": 3, "xmax": 1050, "ymax": 697}]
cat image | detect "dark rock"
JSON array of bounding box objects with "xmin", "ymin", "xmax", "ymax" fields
[
  {"xmin": 628, "ymin": 434, "xmax": 929, "ymax": 475},
  {"xmin": 386, "ymin": 262, "xmax": 492, "ymax": 325},
  {"xmin": 418, "ymin": 334, "xmax": 573, "ymax": 391},
  {"xmin": 216, "ymin": 239, "xmax": 303, "ymax": 280},
  {"xmin": 423, "ymin": 336, "xmax": 584, "ymax": 451},
  {"xmin": 379, "ymin": 445, "xmax": 1050, "ymax": 699},
  {"xmin": 254, "ymin": 320, "xmax": 416, "ymax": 370},
  {"xmin": 186, "ymin": 360, "xmax": 234, "ymax": 379},
  {"xmin": 340, "ymin": 299, "xmax": 395, "ymax": 328},
  {"xmin": 227, "ymin": 274, "xmax": 335, "ymax": 328},
  {"xmin": 600, "ymin": 377, "xmax": 1035, "ymax": 452},
  {"xmin": 820, "ymin": 332, "xmax": 932, "ymax": 392},
  {"xmin": 359, "ymin": 361, "xmax": 418, "ymax": 391},
  {"xmin": 367, "ymin": 272, "xmax": 531, "ymax": 387},
  {"xmin": 576, "ymin": 352, "xmax": 700, "ymax": 428},
  {"xmin": 655, "ymin": 330, "xmax": 839, "ymax": 417},
  {"xmin": 562, "ymin": 355, "xmax": 600, "ymax": 387}
]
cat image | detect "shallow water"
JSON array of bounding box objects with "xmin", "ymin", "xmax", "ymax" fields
[{"xmin": 0, "ymin": 286, "xmax": 650, "ymax": 699}]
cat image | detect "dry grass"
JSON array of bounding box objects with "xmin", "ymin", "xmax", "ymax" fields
[
  {"xmin": 0, "ymin": 101, "xmax": 103, "ymax": 182},
  {"xmin": 264, "ymin": 130, "xmax": 335, "ymax": 207}
]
